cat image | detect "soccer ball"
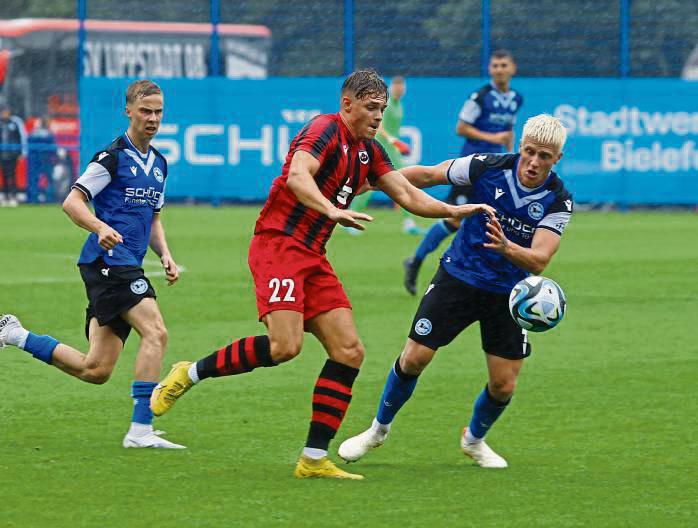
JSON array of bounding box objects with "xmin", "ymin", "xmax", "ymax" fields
[{"xmin": 508, "ymin": 276, "xmax": 566, "ymax": 332}]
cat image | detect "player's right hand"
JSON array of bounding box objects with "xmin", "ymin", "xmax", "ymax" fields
[
  {"xmin": 97, "ymin": 224, "xmax": 123, "ymax": 250},
  {"xmin": 492, "ymin": 131, "xmax": 513, "ymax": 145},
  {"xmin": 450, "ymin": 203, "xmax": 496, "ymax": 221},
  {"xmin": 328, "ymin": 208, "xmax": 374, "ymax": 231}
]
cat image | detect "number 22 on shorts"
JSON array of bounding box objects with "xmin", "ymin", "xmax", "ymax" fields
[{"xmin": 268, "ymin": 278, "xmax": 296, "ymax": 302}]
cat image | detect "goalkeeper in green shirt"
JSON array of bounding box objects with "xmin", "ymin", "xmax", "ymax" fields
[{"xmin": 349, "ymin": 76, "xmax": 424, "ymax": 235}]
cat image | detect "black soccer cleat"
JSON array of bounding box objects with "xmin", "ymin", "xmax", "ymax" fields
[{"xmin": 403, "ymin": 257, "xmax": 421, "ymax": 296}]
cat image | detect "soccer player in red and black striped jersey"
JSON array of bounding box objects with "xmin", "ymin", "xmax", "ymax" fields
[{"xmin": 151, "ymin": 69, "xmax": 495, "ymax": 479}]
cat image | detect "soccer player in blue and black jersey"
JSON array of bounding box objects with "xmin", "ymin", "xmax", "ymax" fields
[
  {"xmin": 339, "ymin": 114, "xmax": 572, "ymax": 468},
  {"xmin": 404, "ymin": 50, "xmax": 524, "ymax": 294},
  {"xmin": 0, "ymin": 80, "xmax": 184, "ymax": 449}
]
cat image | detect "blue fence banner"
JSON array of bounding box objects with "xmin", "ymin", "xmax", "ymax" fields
[{"xmin": 80, "ymin": 77, "xmax": 698, "ymax": 205}]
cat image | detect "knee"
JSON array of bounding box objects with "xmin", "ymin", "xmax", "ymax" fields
[
  {"xmin": 335, "ymin": 339, "xmax": 364, "ymax": 369},
  {"xmin": 488, "ymin": 377, "xmax": 517, "ymax": 401},
  {"xmin": 399, "ymin": 352, "xmax": 429, "ymax": 376},
  {"xmin": 82, "ymin": 365, "xmax": 113, "ymax": 384},
  {"xmin": 142, "ymin": 321, "xmax": 168, "ymax": 352},
  {"xmin": 270, "ymin": 334, "xmax": 303, "ymax": 364}
]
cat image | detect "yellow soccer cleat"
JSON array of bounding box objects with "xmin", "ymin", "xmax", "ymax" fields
[
  {"xmin": 150, "ymin": 361, "xmax": 194, "ymax": 417},
  {"xmin": 293, "ymin": 455, "xmax": 365, "ymax": 480}
]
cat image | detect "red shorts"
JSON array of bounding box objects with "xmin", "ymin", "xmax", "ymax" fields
[{"xmin": 248, "ymin": 231, "xmax": 352, "ymax": 321}]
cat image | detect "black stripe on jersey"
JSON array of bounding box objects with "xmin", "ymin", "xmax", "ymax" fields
[
  {"xmin": 284, "ymin": 203, "xmax": 307, "ymax": 237},
  {"xmin": 72, "ymin": 182, "xmax": 93, "ymax": 201},
  {"xmin": 309, "ymin": 121, "xmax": 338, "ymax": 160},
  {"xmin": 315, "ymin": 144, "xmax": 343, "ymax": 194},
  {"xmin": 366, "ymin": 141, "xmax": 394, "ymax": 185},
  {"xmin": 304, "ymin": 213, "xmax": 331, "ymax": 249}
]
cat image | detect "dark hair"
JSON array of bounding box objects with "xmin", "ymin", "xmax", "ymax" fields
[
  {"xmin": 341, "ymin": 69, "xmax": 388, "ymax": 101},
  {"xmin": 491, "ymin": 49, "xmax": 514, "ymax": 62},
  {"xmin": 125, "ymin": 80, "xmax": 162, "ymax": 105}
]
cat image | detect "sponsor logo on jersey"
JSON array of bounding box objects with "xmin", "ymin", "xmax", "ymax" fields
[
  {"xmin": 414, "ymin": 318, "xmax": 432, "ymax": 336},
  {"xmin": 564, "ymin": 199, "xmax": 573, "ymax": 211},
  {"xmin": 527, "ymin": 202, "xmax": 545, "ymax": 220},
  {"xmin": 98, "ymin": 152, "xmax": 109, "ymax": 161},
  {"xmin": 130, "ymin": 279, "xmax": 148, "ymax": 295},
  {"xmin": 495, "ymin": 187, "xmax": 505, "ymax": 200},
  {"xmin": 125, "ymin": 186, "xmax": 163, "ymax": 207},
  {"xmin": 343, "ymin": 145, "xmax": 349, "ymax": 155},
  {"xmin": 495, "ymin": 211, "xmax": 536, "ymax": 240},
  {"xmin": 358, "ymin": 150, "xmax": 369, "ymax": 164},
  {"xmin": 153, "ymin": 167, "xmax": 164, "ymax": 183},
  {"xmin": 130, "ymin": 166, "xmax": 138, "ymax": 176}
]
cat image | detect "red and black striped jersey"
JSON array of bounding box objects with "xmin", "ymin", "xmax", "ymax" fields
[{"xmin": 255, "ymin": 113, "xmax": 395, "ymax": 254}]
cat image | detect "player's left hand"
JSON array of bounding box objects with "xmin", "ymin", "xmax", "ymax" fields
[
  {"xmin": 161, "ymin": 254, "xmax": 179, "ymax": 285},
  {"xmin": 328, "ymin": 207, "xmax": 374, "ymax": 231},
  {"xmin": 483, "ymin": 215, "xmax": 509, "ymax": 253}
]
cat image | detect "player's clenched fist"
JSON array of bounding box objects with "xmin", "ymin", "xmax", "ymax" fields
[{"xmin": 97, "ymin": 224, "xmax": 123, "ymax": 250}]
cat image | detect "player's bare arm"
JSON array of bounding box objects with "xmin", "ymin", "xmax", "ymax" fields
[
  {"xmin": 456, "ymin": 121, "xmax": 512, "ymax": 146},
  {"xmin": 377, "ymin": 170, "xmax": 494, "ymax": 220},
  {"xmin": 286, "ymin": 150, "xmax": 373, "ymax": 230},
  {"xmin": 484, "ymin": 215, "xmax": 561, "ymax": 274},
  {"xmin": 62, "ymin": 189, "xmax": 123, "ymax": 250},
  {"xmin": 149, "ymin": 214, "xmax": 178, "ymax": 285},
  {"xmin": 400, "ymin": 159, "xmax": 454, "ymax": 188}
]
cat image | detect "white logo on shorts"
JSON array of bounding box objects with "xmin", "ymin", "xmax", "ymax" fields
[
  {"xmin": 414, "ymin": 318, "xmax": 432, "ymax": 336},
  {"xmin": 130, "ymin": 279, "xmax": 148, "ymax": 295}
]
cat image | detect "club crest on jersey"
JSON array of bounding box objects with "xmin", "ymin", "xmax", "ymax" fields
[
  {"xmin": 130, "ymin": 279, "xmax": 148, "ymax": 295},
  {"xmin": 153, "ymin": 167, "xmax": 164, "ymax": 183},
  {"xmin": 527, "ymin": 202, "xmax": 544, "ymax": 220},
  {"xmin": 358, "ymin": 150, "xmax": 369, "ymax": 164},
  {"xmin": 414, "ymin": 318, "xmax": 432, "ymax": 336}
]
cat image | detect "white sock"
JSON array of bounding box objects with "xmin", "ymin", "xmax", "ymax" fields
[
  {"xmin": 465, "ymin": 428, "xmax": 482, "ymax": 444},
  {"xmin": 188, "ymin": 363, "xmax": 200, "ymax": 384},
  {"xmin": 9, "ymin": 327, "xmax": 29, "ymax": 349},
  {"xmin": 128, "ymin": 422, "xmax": 152, "ymax": 437},
  {"xmin": 371, "ymin": 418, "xmax": 391, "ymax": 436},
  {"xmin": 303, "ymin": 447, "xmax": 327, "ymax": 460}
]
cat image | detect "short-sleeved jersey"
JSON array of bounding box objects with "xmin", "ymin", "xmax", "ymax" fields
[
  {"xmin": 255, "ymin": 113, "xmax": 395, "ymax": 254},
  {"xmin": 458, "ymin": 82, "xmax": 524, "ymax": 156},
  {"xmin": 72, "ymin": 134, "xmax": 168, "ymax": 267},
  {"xmin": 442, "ymin": 153, "xmax": 573, "ymax": 294}
]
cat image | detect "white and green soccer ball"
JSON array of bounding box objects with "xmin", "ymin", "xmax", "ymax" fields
[{"xmin": 508, "ymin": 276, "xmax": 566, "ymax": 332}]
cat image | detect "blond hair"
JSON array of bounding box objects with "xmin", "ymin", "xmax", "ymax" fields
[
  {"xmin": 125, "ymin": 80, "xmax": 162, "ymax": 105},
  {"xmin": 522, "ymin": 114, "xmax": 567, "ymax": 151}
]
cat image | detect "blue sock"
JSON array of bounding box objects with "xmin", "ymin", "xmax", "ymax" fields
[
  {"xmin": 468, "ymin": 385, "xmax": 510, "ymax": 439},
  {"xmin": 414, "ymin": 220, "xmax": 457, "ymax": 262},
  {"xmin": 23, "ymin": 332, "xmax": 59, "ymax": 365},
  {"xmin": 131, "ymin": 381, "xmax": 157, "ymax": 425},
  {"xmin": 376, "ymin": 358, "xmax": 419, "ymax": 425}
]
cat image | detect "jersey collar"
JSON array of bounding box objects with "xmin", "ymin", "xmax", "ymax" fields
[{"xmin": 124, "ymin": 132, "xmax": 150, "ymax": 158}]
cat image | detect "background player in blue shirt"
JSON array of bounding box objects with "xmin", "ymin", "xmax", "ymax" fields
[
  {"xmin": 404, "ymin": 50, "xmax": 523, "ymax": 294},
  {"xmin": 339, "ymin": 114, "xmax": 572, "ymax": 469},
  {"xmin": 0, "ymin": 80, "xmax": 184, "ymax": 449}
]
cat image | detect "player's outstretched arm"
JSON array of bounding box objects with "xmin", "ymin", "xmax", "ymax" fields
[
  {"xmin": 149, "ymin": 214, "xmax": 178, "ymax": 285},
  {"xmin": 399, "ymin": 159, "xmax": 453, "ymax": 188},
  {"xmin": 483, "ymin": 216, "xmax": 561, "ymax": 274},
  {"xmin": 287, "ymin": 150, "xmax": 373, "ymax": 230},
  {"xmin": 377, "ymin": 170, "xmax": 495, "ymax": 220},
  {"xmin": 62, "ymin": 189, "xmax": 122, "ymax": 250}
]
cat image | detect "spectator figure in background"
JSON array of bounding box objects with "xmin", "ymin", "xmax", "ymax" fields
[
  {"xmin": 403, "ymin": 50, "xmax": 523, "ymax": 294},
  {"xmin": 52, "ymin": 148, "xmax": 75, "ymax": 201},
  {"xmin": 0, "ymin": 104, "xmax": 27, "ymax": 207},
  {"xmin": 27, "ymin": 117, "xmax": 57, "ymax": 203}
]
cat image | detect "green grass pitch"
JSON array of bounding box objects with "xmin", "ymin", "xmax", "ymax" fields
[{"xmin": 1, "ymin": 206, "xmax": 695, "ymax": 527}]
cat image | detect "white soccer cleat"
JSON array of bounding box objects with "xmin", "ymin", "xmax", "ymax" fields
[
  {"xmin": 0, "ymin": 314, "xmax": 23, "ymax": 349},
  {"xmin": 122, "ymin": 429, "xmax": 186, "ymax": 449},
  {"xmin": 338, "ymin": 427, "xmax": 388, "ymax": 462},
  {"xmin": 460, "ymin": 428, "xmax": 508, "ymax": 468}
]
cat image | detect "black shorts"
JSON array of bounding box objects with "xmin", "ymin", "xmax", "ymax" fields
[
  {"xmin": 79, "ymin": 258, "xmax": 156, "ymax": 343},
  {"xmin": 446, "ymin": 185, "xmax": 472, "ymax": 206},
  {"xmin": 408, "ymin": 265, "xmax": 531, "ymax": 360}
]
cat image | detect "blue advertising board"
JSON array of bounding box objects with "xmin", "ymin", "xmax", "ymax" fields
[{"xmin": 80, "ymin": 77, "xmax": 698, "ymax": 204}]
